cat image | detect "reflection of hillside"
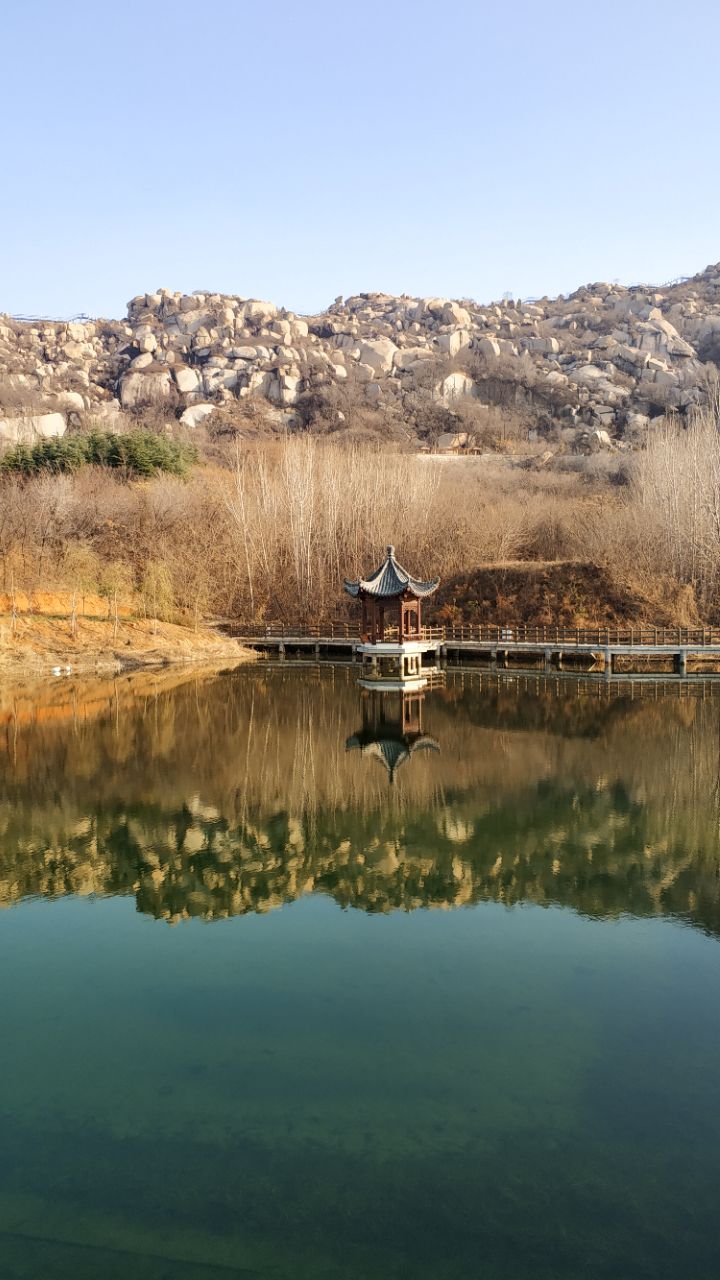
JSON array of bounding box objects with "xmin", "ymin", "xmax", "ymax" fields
[
  {"xmin": 439, "ymin": 674, "xmax": 706, "ymax": 739},
  {"xmin": 0, "ymin": 667, "xmax": 719, "ymax": 933}
]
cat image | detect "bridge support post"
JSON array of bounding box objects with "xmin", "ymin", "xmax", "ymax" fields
[
  {"xmin": 315, "ymin": 642, "xmax": 320, "ymax": 660},
  {"xmin": 677, "ymin": 649, "xmax": 688, "ymax": 677},
  {"xmin": 604, "ymin": 648, "xmax": 612, "ymax": 677},
  {"xmin": 544, "ymin": 648, "xmax": 553, "ymax": 670},
  {"xmin": 279, "ymin": 643, "xmax": 285, "ymax": 660}
]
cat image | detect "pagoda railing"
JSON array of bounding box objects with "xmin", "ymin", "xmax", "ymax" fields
[{"xmin": 230, "ymin": 621, "xmax": 720, "ymax": 647}]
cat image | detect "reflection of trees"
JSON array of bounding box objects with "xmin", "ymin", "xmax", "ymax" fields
[{"xmin": 0, "ymin": 667, "xmax": 719, "ymax": 933}]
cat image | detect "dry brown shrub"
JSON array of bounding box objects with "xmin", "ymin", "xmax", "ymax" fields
[{"xmin": 2, "ymin": 412, "xmax": 720, "ymax": 627}]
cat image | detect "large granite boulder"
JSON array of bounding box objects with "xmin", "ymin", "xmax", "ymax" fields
[
  {"xmin": 357, "ymin": 338, "xmax": 398, "ymax": 373},
  {"xmin": 174, "ymin": 366, "xmax": 201, "ymax": 395},
  {"xmin": 438, "ymin": 372, "xmax": 477, "ymax": 403},
  {"xmin": 179, "ymin": 403, "xmax": 215, "ymax": 429},
  {"xmin": 119, "ymin": 369, "xmax": 174, "ymax": 408},
  {"xmin": 0, "ymin": 411, "xmax": 66, "ymax": 443}
]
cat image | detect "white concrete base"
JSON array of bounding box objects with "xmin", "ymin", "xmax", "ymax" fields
[
  {"xmin": 356, "ymin": 641, "xmax": 427, "ymax": 655},
  {"xmin": 357, "ymin": 677, "xmax": 428, "ymax": 692}
]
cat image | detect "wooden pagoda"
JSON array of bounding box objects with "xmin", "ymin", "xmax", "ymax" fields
[
  {"xmin": 344, "ymin": 545, "xmax": 439, "ymax": 643},
  {"xmin": 344, "ymin": 546, "xmax": 439, "ymax": 685}
]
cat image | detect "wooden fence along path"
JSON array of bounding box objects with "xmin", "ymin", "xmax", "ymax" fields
[
  {"xmin": 228, "ymin": 620, "xmax": 720, "ymax": 677},
  {"xmin": 231, "ymin": 621, "xmax": 720, "ymax": 648}
]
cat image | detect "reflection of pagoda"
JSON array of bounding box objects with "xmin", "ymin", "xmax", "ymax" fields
[
  {"xmin": 344, "ymin": 545, "xmax": 439, "ymax": 689},
  {"xmin": 346, "ymin": 688, "xmax": 440, "ymax": 784}
]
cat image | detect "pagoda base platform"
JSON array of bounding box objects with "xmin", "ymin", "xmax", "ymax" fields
[
  {"xmin": 357, "ymin": 675, "xmax": 428, "ymax": 693},
  {"xmin": 356, "ymin": 641, "xmax": 428, "ymax": 684}
]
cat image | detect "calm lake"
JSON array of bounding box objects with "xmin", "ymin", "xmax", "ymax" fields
[{"xmin": 1, "ymin": 663, "xmax": 720, "ymax": 1279}]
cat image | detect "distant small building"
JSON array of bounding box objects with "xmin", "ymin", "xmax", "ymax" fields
[{"xmin": 436, "ymin": 431, "xmax": 469, "ymax": 454}]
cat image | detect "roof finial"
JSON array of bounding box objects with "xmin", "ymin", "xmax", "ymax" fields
[{"xmin": 387, "ymin": 544, "xmax": 395, "ymax": 558}]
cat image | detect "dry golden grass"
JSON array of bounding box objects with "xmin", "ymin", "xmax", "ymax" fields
[
  {"xmin": 0, "ymin": 602, "xmax": 253, "ymax": 675},
  {"xmin": 1, "ymin": 407, "xmax": 719, "ymax": 631}
]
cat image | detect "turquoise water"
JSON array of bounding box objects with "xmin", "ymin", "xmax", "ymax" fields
[{"xmin": 1, "ymin": 666, "xmax": 719, "ymax": 1278}]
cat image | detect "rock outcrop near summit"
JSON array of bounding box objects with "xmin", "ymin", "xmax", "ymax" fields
[{"xmin": 2, "ymin": 263, "xmax": 720, "ymax": 444}]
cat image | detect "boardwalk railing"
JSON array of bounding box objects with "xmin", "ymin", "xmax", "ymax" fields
[
  {"xmin": 433, "ymin": 624, "xmax": 720, "ymax": 647},
  {"xmin": 233, "ymin": 621, "xmax": 356, "ymax": 640},
  {"xmin": 231, "ymin": 621, "xmax": 720, "ymax": 648}
]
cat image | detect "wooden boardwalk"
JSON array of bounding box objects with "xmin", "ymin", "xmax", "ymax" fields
[{"xmin": 228, "ymin": 622, "xmax": 720, "ymax": 677}]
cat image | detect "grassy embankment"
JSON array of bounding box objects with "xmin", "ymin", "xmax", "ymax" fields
[{"xmin": 0, "ymin": 592, "xmax": 251, "ymax": 676}]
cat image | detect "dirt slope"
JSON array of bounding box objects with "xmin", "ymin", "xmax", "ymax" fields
[
  {"xmin": 0, "ymin": 608, "xmax": 253, "ymax": 676},
  {"xmin": 430, "ymin": 561, "xmax": 698, "ymax": 628}
]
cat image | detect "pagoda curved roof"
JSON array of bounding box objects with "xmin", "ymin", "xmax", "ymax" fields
[
  {"xmin": 344, "ymin": 546, "xmax": 439, "ymax": 599},
  {"xmin": 346, "ymin": 732, "xmax": 440, "ymax": 783}
]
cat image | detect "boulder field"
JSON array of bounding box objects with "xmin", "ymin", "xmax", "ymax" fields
[{"xmin": 2, "ymin": 263, "xmax": 720, "ymax": 444}]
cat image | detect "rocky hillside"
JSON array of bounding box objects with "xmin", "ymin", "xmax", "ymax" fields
[{"xmin": 2, "ymin": 262, "xmax": 720, "ymax": 446}]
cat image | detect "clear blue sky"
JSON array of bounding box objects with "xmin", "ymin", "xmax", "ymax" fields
[{"xmin": 1, "ymin": 0, "xmax": 718, "ymax": 318}]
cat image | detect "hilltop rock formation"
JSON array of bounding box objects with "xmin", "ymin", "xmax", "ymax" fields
[{"xmin": 2, "ymin": 263, "xmax": 720, "ymax": 445}]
